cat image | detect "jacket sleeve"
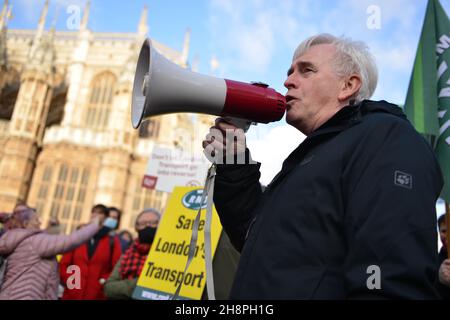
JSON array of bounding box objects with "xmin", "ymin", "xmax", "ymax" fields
[
  {"xmin": 213, "ymin": 150, "xmax": 264, "ymax": 252},
  {"xmin": 100, "ymin": 235, "xmax": 123, "ymax": 282},
  {"xmin": 36, "ymin": 223, "xmax": 99, "ymax": 258},
  {"xmin": 342, "ymin": 116, "xmax": 443, "ymax": 299},
  {"xmin": 104, "ymin": 257, "xmax": 137, "ymax": 300}
]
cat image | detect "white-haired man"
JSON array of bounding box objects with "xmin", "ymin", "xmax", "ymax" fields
[{"xmin": 203, "ymin": 34, "xmax": 443, "ymax": 299}]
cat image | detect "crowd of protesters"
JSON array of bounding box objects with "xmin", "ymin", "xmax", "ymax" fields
[
  {"xmin": 1, "ymin": 201, "xmax": 450, "ymax": 300},
  {"xmin": 0, "ymin": 203, "xmax": 160, "ymax": 300}
]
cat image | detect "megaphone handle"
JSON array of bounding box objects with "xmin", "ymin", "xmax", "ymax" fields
[{"xmin": 223, "ymin": 117, "xmax": 254, "ymax": 133}]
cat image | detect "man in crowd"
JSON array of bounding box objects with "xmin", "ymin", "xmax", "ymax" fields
[
  {"xmin": 60, "ymin": 204, "xmax": 122, "ymax": 299},
  {"xmin": 104, "ymin": 208, "xmax": 161, "ymax": 299}
]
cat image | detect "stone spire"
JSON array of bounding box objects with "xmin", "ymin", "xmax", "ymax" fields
[
  {"xmin": 138, "ymin": 5, "xmax": 148, "ymax": 38},
  {"xmin": 0, "ymin": 0, "xmax": 9, "ymax": 69},
  {"xmin": 28, "ymin": 0, "xmax": 53, "ymax": 67},
  {"xmin": 0, "ymin": 0, "xmax": 8, "ymax": 31},
  {"xmin": 5, "ymin": 1, "xmax": 11, "ymax": 22},
  {"xmin": 47, "ymin": 10, "xmax": 57, "ymax": 44},
  {"xmin": 36, "ymin": 0, "xmax": 49, "ymax": 41},
  {"xmin": 61, "ymin": 0, "xmax": 91, "ymax": 128},
  {"xmin": 0, "ymin": 0, "xmax": 55, "ymax": 212},
  {"xmin": 181, "ymin": 28, "xmax": 191, "ymax": 66}
]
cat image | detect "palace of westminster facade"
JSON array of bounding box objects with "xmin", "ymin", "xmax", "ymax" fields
[{"xmin": 0, "ymin": 1, "xmax": 213, "ymax": 233}]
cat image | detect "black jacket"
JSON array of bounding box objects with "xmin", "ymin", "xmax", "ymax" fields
[{"xmin": 213, "ymin": 100, "xmax": 444, "ymax": 299}]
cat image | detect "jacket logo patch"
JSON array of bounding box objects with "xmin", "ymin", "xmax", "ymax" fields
[{"xmin": 394, "ymin": 171, "xmax": 412, "ymax": 189}]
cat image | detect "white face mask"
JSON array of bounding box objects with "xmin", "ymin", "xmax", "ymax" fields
[{"xmin": 103, "ymin": 217, "xmax": 118, "ymax": 230}]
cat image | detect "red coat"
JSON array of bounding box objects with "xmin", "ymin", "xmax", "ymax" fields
[{"xmin": 59, "ymin": 234, "xmax": 122, "ymax": 300}]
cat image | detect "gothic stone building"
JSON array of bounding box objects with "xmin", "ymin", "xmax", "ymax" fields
[{"xmin": 0, "ymin": 1, "xmax": 212, "ymax": 233}]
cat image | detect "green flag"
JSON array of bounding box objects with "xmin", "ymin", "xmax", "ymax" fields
[{"xmin": 405, "ymin": 0, "xmax": 450, "ymax": 202}]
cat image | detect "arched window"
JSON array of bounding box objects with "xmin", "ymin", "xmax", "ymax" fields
[
  {"xmin": 44, "ymin": 163, "xmax": 91, "ymax": 234},
  {"xmin": 46, "ymin": 90, "xmax": 67, "ymax": 127},
  {"xmin": 84, "ymin": 72, "xmax": 116, "ymax": 130}
]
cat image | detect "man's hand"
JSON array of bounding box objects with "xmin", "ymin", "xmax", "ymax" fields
[
  {"xmin": 439, "ymin": 259, "xmax": 450, "ymax": 286},
  {"xmin": 202, "ymin": 118, "xmax": 247, "ymax": 164}
]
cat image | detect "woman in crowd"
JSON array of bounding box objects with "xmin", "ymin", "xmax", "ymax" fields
[{"xmin": 0, "ymin": 206, "xmax": 101, "ymax": 300}]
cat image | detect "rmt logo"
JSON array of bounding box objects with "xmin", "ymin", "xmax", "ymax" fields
[
  {"xmin": 182, "ymin": 189, "xmax": 207, "ymax": 210},
  {"xmin": 394, "ymin": 171, "xmax": 413, "ymax": 189}
]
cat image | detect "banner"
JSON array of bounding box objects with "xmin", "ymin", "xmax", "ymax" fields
[
  {"xmin": 404, "ymin": 0, "xmax": 450, "ymax": 201},
  {"xmin": 132, "ymin": 186, "xmax": 222, "ymax": 300},
  {"xmin": 142, "ymin": 146, "xmax": 210, "ymax": 193}
]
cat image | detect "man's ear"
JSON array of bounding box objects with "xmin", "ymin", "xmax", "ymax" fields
[{"xmin": 338, "ymin": 74, "xmax": 362, "ymax": 102}]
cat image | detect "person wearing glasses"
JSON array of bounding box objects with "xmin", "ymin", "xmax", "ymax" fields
[{"xmin": 104, "ymin": 208, "xmax": 161, "ymax": 299}]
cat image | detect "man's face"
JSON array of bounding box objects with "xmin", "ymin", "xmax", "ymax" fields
[
  {"xmin": 108, "ymin": 209, "xmax": 120, "ymax": 229},
  {"xmin": 91, "ymin": 208, "xmax": 107, "ymax": 224},
  {"xmin": 284, "ymin": 44, "xmax": 344, "ymax": 135},
  {"xmin": 440, "ymin": 223, "xmax": 447, "ymax": 248},
  {"xmin": 109, "ymin": 210, "xmax": 119, "ymax": 221}
]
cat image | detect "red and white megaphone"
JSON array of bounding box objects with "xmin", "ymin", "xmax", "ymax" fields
[{"xmin": 131, "ymin": 39, "xmax": 286, "ymax": 130}]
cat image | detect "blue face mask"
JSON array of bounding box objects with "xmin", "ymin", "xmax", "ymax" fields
[{"xmin": 103, "ymin": 217, "xmax": 118, "ymax": 230}]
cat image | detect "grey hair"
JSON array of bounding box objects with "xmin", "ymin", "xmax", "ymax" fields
[
  {"xmin": 135, "ymin": 208, "xmax": 161, "ymax": 227},
  {"xmin": 293, "ymin": 33, "xmax": 378, "ymax": 103},
  {"xmin": 9, "ymin": 207, "xmax": 37, "ymax": 229}
]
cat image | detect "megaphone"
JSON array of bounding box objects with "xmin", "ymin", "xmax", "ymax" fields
[{"xmin": 131, "ymin": 39, "xmax": 286, "ymax": 129}]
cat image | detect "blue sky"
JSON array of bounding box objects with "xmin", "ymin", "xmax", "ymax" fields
[
  {"xmin": 9, "ymin": 0, "xmax": 450, "ymax": 134},
  {"xmin": 9, "ymin": 0, "xmax": 450, "ymax": 104},
  {"xmin": 6, "ymin": 0, "xmax": 450, "ymax": 218}
]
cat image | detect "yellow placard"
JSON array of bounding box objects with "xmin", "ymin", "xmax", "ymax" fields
[{"xmin": 132, "ymin": 186, "xmax": 222, "ymax": 300}]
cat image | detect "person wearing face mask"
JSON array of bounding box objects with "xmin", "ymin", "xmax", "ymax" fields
[
  {"xmin": 104, "ymin": 208, "xmax": 160, "ymax": 300},
  {"xmin": 107, "ymin": 207, "xmax": 122, "ymax": 233},
  {"xmin": 60, "ymin": 204, "xmax": 122, "ymax": 300},
  {"xmin": 108, "ymin": 207, "xmax": 130, "ymax": 253}
]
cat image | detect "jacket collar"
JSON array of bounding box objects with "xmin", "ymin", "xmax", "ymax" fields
[
  {"xmin": 266, "ymin": 100, "xmax": 405, "ymax": 190},
  {"xmin": 307, "ymin": 99, "xmax": 405, "ymax": 140},
  {"xmin": 279, "ymin": 103, "xmax": 362, "ymax": 172},
  {"xmin": 306, "ymin": 103, "xmax": 361, "ymax": 140}
]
